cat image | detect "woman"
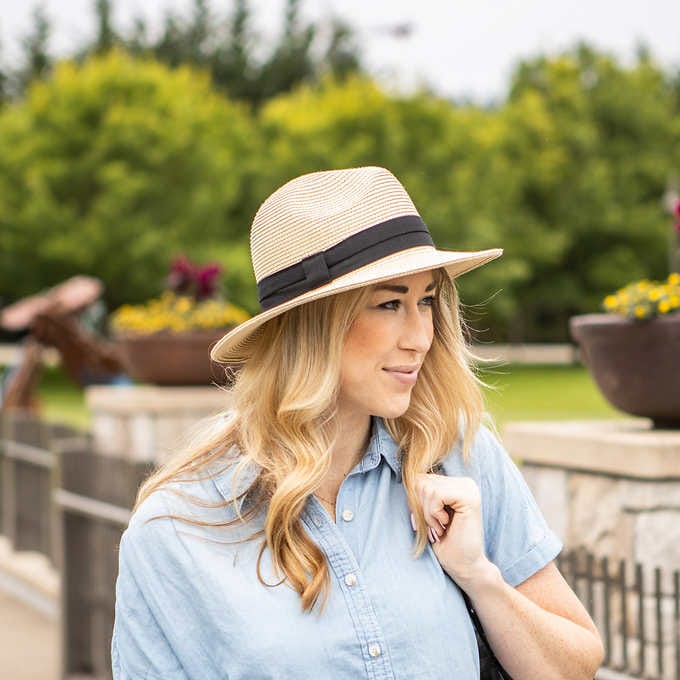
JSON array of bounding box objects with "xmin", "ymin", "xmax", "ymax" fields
[{"xmin": 112, "ymin": 167, "xmax": 604, "ymax": 679}]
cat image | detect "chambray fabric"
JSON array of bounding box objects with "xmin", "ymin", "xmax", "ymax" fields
[{"xmin": 111, "ymin": 419, "xmax": 562, "ymax": 680}]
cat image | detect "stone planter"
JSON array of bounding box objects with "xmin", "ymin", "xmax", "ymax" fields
[
  {"xmin": 114, "ymin": 329, "xmax": 236, "ymax": 386},
  {"xmin": 569, "ymin": 313, "xmax": 680, "ymax": 427}
]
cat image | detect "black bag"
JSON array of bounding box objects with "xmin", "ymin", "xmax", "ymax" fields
[{"xmin": 462, "ymin": 591, "xmax": 513, "ymax": 680}]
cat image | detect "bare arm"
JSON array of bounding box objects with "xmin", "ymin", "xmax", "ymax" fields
[
  {"xmin": 461, "ymin": 559, "xmax": 603, "ymax": 680},
  {"xmin": 413, "ymin": 474, "xmax": 604, "ymax": 680}
]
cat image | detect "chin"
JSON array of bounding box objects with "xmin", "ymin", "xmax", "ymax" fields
[{"xmin": 373, "ymin": 397, "xmax": 413, "ymax": 420}]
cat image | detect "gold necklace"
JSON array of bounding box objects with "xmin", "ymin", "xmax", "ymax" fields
[{"xmin": 314, "ymin": 491, "xmax": 337, "ymax": 506}]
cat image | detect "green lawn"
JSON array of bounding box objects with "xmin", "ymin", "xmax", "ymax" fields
[
  {"xmin": 37, "ymin": 365, "xmax": 93, "ymax": 430},
  {"xmin": 6, "ymin": 362, "xmax": 621, "ymax": 431},
  {"xmin": 480, "ymin": 364, "xmax": 621, "ymax": 427}
]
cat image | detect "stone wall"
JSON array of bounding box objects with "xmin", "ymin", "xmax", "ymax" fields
[
  {"xmin": 504, "ymin": 419, "xmax": 680, "ymax": 680},
  {"xmin": 503, "ymin": 419, "xmax": 680, "ymax": 574},
  {"xmin": 86, "ymin": 385, "xmax": 231, "ymax": 464}
]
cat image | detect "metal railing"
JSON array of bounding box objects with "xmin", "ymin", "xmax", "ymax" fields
[
  {"xmin": 558, "ymin": 550, "xmax": 680, "ymax": 680},
  {"xmin": 1, "ymin": 410, "xmax": 149, "ymax": 680}
]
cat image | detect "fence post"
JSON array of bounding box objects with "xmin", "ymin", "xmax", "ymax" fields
[{"xmin": 55, "ymin": 441, "xmax": 152, "ymax": 680}]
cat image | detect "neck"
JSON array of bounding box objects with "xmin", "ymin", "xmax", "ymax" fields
[{"xmin": 318, "ymin": 408, "xmax": 372, "ymax": 499}]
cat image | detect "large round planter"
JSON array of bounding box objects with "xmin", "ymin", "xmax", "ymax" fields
[
  {"xmin": 115, "ymin": 329, "xmax": 237, "ymax": 386},
  {"xmin": 569, "ymin": 313, "xmax": 680, "ymax": 428}
]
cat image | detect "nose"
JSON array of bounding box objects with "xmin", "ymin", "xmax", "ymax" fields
[{"xmin": 398, "ymin": 306, "xmax": 433, "ymax": 355}]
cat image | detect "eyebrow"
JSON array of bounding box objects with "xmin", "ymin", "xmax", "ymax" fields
[{"xmin": 374, "ymin": 281, "xmax": 437, "ymax": 294}]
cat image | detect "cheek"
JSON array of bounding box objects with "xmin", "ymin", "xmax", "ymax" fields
[{"xmin": 341, "ymin": 315, "xmax": 392, "ymax": 368}]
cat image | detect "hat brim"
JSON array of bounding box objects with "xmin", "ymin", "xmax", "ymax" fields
[{"xmin": 210, "ymin": 245, "xmax": 502, "ymax": 364}]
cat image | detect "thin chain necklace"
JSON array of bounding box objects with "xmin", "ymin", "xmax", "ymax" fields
[
  {"xmin": 314, "ymin": 490, "xmax": 337, "ymax": 506},
  {"xmin": 315, "ymin": 428, "xmax": 371, "ymax": 508}
]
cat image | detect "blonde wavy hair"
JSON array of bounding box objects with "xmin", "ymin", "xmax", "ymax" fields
[{"xmin": 135, "ymin": 269, "xmax": 486, "ymax": 612}]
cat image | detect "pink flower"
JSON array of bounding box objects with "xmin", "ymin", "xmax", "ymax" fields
[
  {"xmin": 167, "ymin": 255, "xmax": 195, "ymax": 294},
  {"xmin": 195, "ymin": 264, "xmax": 222, "ymax": 300},
  {"xmin": 166, "ymin": 255, "xmax": 223, "ymax": 299}
]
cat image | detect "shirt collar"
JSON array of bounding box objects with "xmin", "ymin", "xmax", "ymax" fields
[
  {"xmin": 355, "ymin": 417, "xmax": 402, "ymax": 478},
  {"xmin": 212, "ymin": 417, "xmax": 402, "ymax": 507}
]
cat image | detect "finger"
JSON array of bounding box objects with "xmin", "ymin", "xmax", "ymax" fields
[
  {"xmin": 431, "ymin": 507, "xmax": 451, "ymax": 527},
  {"xmin": 427, "ymin": 526, "xmax": 440, "ymax": 543}
]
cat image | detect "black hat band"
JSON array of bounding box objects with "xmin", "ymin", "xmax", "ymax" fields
[{"xmin": 257, "ymin": 215, "xmax": 434, "ymax": 310}]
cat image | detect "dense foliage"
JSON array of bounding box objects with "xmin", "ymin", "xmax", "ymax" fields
[
  {"xmin": 1, "ymin": 40, "xmax": 679, "ymax": 341},
  {"xmin": 0, "ymin": 52, "xmax": 258, "ymax": 307}
]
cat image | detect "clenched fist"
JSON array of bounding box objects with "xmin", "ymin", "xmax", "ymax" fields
[{"xmin": 411, "ymin": 474, "xmax": 497, "ymax": 590}]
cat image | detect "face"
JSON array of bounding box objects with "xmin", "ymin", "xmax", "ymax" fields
[{"xmin": 338, "ymin": 270, "xmax": 436, "ymax": 424}]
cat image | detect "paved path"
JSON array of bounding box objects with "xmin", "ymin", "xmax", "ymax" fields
[{"xmin": 0, "ymin": 591, "xmax": 59, "ymax": 680}]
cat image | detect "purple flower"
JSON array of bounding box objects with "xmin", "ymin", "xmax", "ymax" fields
[
  {"xmin": 165, "ymin": 255, "xmax": 223, "ymax": 300},
  {"xmin": 167, "ymin": 255, "xmax": 195, "ymax": 294},
  {"xmin": 195, "ymin": 264, "xmax": 222, "ymax": 300}
]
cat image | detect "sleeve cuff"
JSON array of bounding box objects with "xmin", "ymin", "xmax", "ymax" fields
[{"xmin": 500, "ymin": 529, "xmax": 563, "ymax": 587}]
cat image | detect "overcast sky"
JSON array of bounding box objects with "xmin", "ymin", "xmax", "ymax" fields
[{"xmin": 1, "ymin": 0, "xmax": 679, "ymax": 101}]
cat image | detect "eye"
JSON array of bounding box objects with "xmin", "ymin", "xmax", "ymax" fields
[
  {"xmin": 378, "ymin": 299, "xmax": 401, "ymax": 311},
  {"xmin": 420, "ymin": 295, "xmax": 435, "ymax": 307}
]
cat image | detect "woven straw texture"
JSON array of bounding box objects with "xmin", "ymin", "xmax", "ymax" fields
[{"xmin": 250, "ymin": 167, "xmax": 418, "ymax": 282}]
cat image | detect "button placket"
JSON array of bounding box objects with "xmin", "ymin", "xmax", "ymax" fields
[{"xmin": 302, "ymin": 462, "xmax": 394, "ymax": 678}]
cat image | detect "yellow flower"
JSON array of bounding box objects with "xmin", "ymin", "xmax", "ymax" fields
[
  {"xmin": 658, "ymin": 300, "xmax": 671, "ymax": 314},
  {"xmin": 668, "ymin": 273, "xmax": 680, "ymax": 285},
  {"xmin": 111, "ymin": 292, "xmax": 250, "ymax": 334},
  {"xmin": 634, "ymin": 305, "xmax": 646, "ymax": 318},
  {"xmin": 603, "ymin": 295, "xmax": 618, "ymax": 310},
  {"xmin": 175, "ymin": 296, "xmax": 192, "ymax": 314}
]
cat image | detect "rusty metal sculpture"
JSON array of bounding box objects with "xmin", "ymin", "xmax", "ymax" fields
[{"xmin": 0, "ymin": 277, "xmax": 126, "ymax": 412}]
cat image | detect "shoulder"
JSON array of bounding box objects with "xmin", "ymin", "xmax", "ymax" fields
[
  {"xmin": 125, "ymin": 454, "xmax": 262, "ymax": 553},
  {"xmin": 439, "ymin": 420, "xmax": 508, "ymax": 480}
]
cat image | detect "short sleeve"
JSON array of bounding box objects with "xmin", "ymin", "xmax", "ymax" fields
[
  {"xmin": 443, "ymin": 425, "xmax": 562, "ymax": 587},
  {"xmin": 112, "ymin": 527, "xmax": 189, "ymax": 679}
]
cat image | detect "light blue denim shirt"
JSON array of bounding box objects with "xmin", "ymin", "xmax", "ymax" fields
[{"xmin": 112, "ymin": 419, "xmax": 561, "ymax": 679}]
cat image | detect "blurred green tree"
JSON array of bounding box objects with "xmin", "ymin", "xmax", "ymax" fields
[
  {"xmin": 15, "ymin": 4, "xmax": 52, "ymax": 93},
  {"xmin": 119, "ymin": 0, "xmax": 361, "ymax": 108},
  {"xmin": 93, "ymin": 0, "xmax": 118, "ymax": 54},
  {"xmin": 501, "ymin": 43, "xmax": 680, "ymax": 339},
  {"xmin": 0, "ymin": 37, "xmax": 8, "ymax": 107},
  {"xmin": 0, "ymin": 51, "xmax": 260, "ymax": 310}
]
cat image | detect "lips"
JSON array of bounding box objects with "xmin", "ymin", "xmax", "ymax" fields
[{"xmin": 383, "ymin": 365, "xmax": 420, "ymax": 386}]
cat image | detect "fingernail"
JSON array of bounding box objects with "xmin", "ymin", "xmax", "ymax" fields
[
  {"xmin": 433, "ymin": 527, "xmax": 440, "ymax": 543},
  {"xmin": 428, "ymin": 527, "xmax": 435, "ymax": 543},
  {"xmin": 438, "ymin": 519, "xmax": 447, "ymax": 531},
  {"xmin": 410, "ymin": 513, "xmax": 416, "ymax": 531}
]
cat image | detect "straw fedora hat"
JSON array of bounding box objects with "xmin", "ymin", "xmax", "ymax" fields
[{"xmin": 210, "ymin": 166, "xmax": 502, "ymax": 364}]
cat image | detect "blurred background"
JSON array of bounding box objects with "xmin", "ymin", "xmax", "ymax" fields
[
  {"xmin": 0, "ymin": 2, "xmax": 679, "ymax": 679},
  {"xmin": 1, "ymin": 0, "xmax": 680, "ymax": 341}
]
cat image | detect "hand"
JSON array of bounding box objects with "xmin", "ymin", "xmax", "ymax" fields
[{"xmin": 411, "ymin": 474, "xmax": 495, "ymax": 589}]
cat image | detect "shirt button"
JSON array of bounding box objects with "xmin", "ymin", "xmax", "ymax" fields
[
  {"xmin": 341, "ymin": 509, "xmax": 354, "ymax": 522},
  {"xmin": 344, "ymin": 573, "xmax": 357, "ymax": 587},
  {"xmin": 368, "ymin": 643, "xmax": 381, "ymax": 658}
]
